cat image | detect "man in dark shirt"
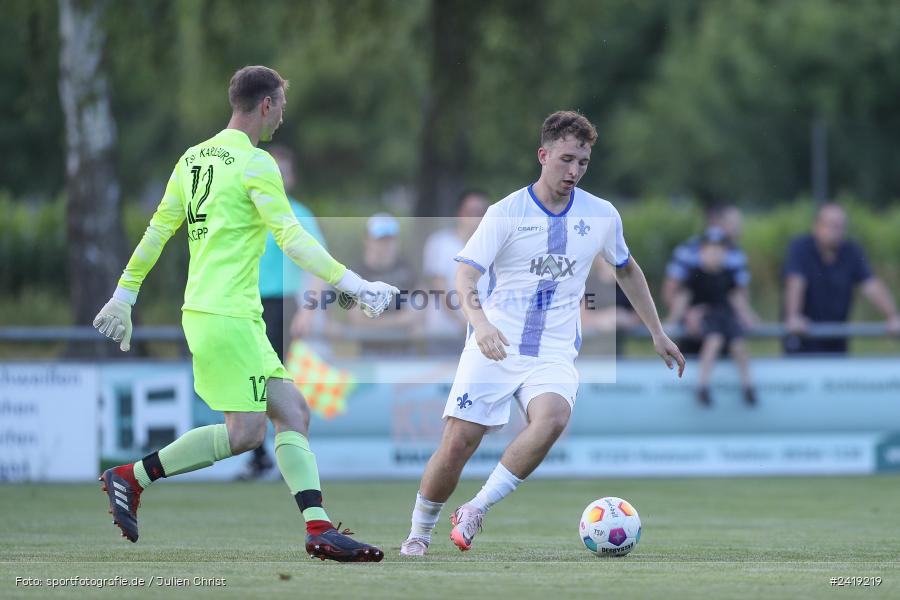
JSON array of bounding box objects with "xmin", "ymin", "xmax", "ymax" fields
[{"xmin": 783, "ymin": 203, "xmax": 900, "ymax": 354}]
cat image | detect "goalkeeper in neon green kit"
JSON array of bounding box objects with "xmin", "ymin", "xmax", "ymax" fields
[{"xmin": 93, "ymin": 65, "xmax": 396, "ymax": 562}]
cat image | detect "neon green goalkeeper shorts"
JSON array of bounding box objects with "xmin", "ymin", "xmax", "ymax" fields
[{"xmin": 182, "ymin": 310, "xmax": 291, "ymax": 412}]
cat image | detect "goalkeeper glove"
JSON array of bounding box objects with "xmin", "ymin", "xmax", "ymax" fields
[
  {"xmin": 336, "ymin": 270, "xmax": 400, "ymax": 318},
  {"xmin": 93, "ymin": 287, "xmax": 136, "ymax": 351}
]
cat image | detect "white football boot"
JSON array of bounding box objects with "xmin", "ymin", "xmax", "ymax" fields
[
  {"xmin": 399, "ymin": 536, "xmax": 430, "ymax": 556},
  {"xmin": 449, "ymin": 503, "xmax": 484, "ymax": 551}
]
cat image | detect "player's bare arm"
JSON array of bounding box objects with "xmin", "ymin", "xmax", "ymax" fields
[
  {"xmin": 456, "ymin": 262, "xmax": 509, "ymax": 361},
  {"xmin": 615, "ymin": 257, "xmax": 685, "ymax": 377}
]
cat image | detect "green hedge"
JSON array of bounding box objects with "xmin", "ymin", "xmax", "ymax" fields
[
  {"xmin": 0, "ymin": 193, "xmax": 67, "ymax": 295},
  {"xmin": 2, "ymin": 195, "xmax": 898, "ymax": 325}
]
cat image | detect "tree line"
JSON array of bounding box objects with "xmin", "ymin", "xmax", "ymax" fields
[{"xmin": 6, "ymin": 0, "xmax": 900, "ymax": 209}]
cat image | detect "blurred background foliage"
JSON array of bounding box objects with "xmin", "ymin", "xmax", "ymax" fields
[{"xmin": 1, "ymin": 0, "xmax": 899, "ymax": 328}]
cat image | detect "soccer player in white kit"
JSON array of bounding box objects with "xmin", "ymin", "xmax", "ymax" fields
[{"xmin": 400, "ymin": 111, "xmax": 685, "ymax": 555}]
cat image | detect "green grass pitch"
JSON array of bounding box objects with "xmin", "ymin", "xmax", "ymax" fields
[{"xmin": 2, "ymin": 477, "xmax": 898, "ymax": 599}]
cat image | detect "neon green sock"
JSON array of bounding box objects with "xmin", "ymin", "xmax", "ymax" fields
[
  {"xmin": 133, "ymin": 461, "xmax": 152, "ymax": 489},
  {"xmin": 275, "ymin": 431, "xmax": 330, "ymax": 523},
  {"xmin": 133, "ymin": 424, "xmax": 232, "ymax": 488}
]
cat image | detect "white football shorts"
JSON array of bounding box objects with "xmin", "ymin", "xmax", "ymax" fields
[{"xmin": 443, "ymin": 349, "xmax": 579, "ymax": 432}]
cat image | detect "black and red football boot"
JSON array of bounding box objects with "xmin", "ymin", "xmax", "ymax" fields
[
  {"xmin": 99, "ymin": 464, "xmax": 143, "ymax": 543},
  {"xmin": 305, "ymin": 524, "xmax": 384, "ymax": 563}
]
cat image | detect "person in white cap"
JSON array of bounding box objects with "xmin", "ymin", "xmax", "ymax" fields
[{"xmin": 347, "ymin": 213, "xmax": 420, "ymax": 352}]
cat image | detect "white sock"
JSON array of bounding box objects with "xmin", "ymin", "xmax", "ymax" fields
[
  {"xmin": 469, "ymin": 462, "xmax": 523, "ymax": 513},
  {"xmin": 409, "ymin": 492, "xmax": 444, "ymax": 541}
]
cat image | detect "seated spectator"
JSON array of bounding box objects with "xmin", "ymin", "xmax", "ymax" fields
[
  {"xmin": 421, "ymin": 190, "xmax": 490, "ymax": 354},
  {"xmin": 667, "ymin": 229, "xmax": 757, "ymax": 407},
  {"xmin": 347, "ymin": 212, "xmax": 420, "ymax": 353},
  {"xmin": 663, "ymin": 205, "xmax": 755, "ymax": 355},
  {"xmin": 580, "ymin": 256, "xmax": 639, "ymax": 357},
  {"xmin": 783, "ymin": 203, "xmax": 900, "ymax": 354}
]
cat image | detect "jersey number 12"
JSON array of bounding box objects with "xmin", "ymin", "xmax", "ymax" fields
[{"xmin": 188, "ymin": 164, "xmax": 214, "ymax": 224}]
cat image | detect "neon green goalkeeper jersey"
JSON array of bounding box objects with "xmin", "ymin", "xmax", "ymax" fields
[{"xmin": 118, "ymin": 129, "xmax": 346, "ymax": 318}]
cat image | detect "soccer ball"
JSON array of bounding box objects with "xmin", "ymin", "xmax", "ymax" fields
[{"xmin": 579, "ymin": 496, "xmax": 641, "ymax": 557}]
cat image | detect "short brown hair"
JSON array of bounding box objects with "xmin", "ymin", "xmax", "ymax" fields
[
  {"xmin": 228, "ymin": 65, "xmax": 289, "ymax": 113},
  {"xmin": 540, "ymin": 111, "xmax": 598, "ymax": 147}
]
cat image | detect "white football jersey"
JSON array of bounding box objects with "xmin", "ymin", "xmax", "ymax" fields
[{"xmin": 455, "ymin": 185, "xmax": 629, "ymax": 362}]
